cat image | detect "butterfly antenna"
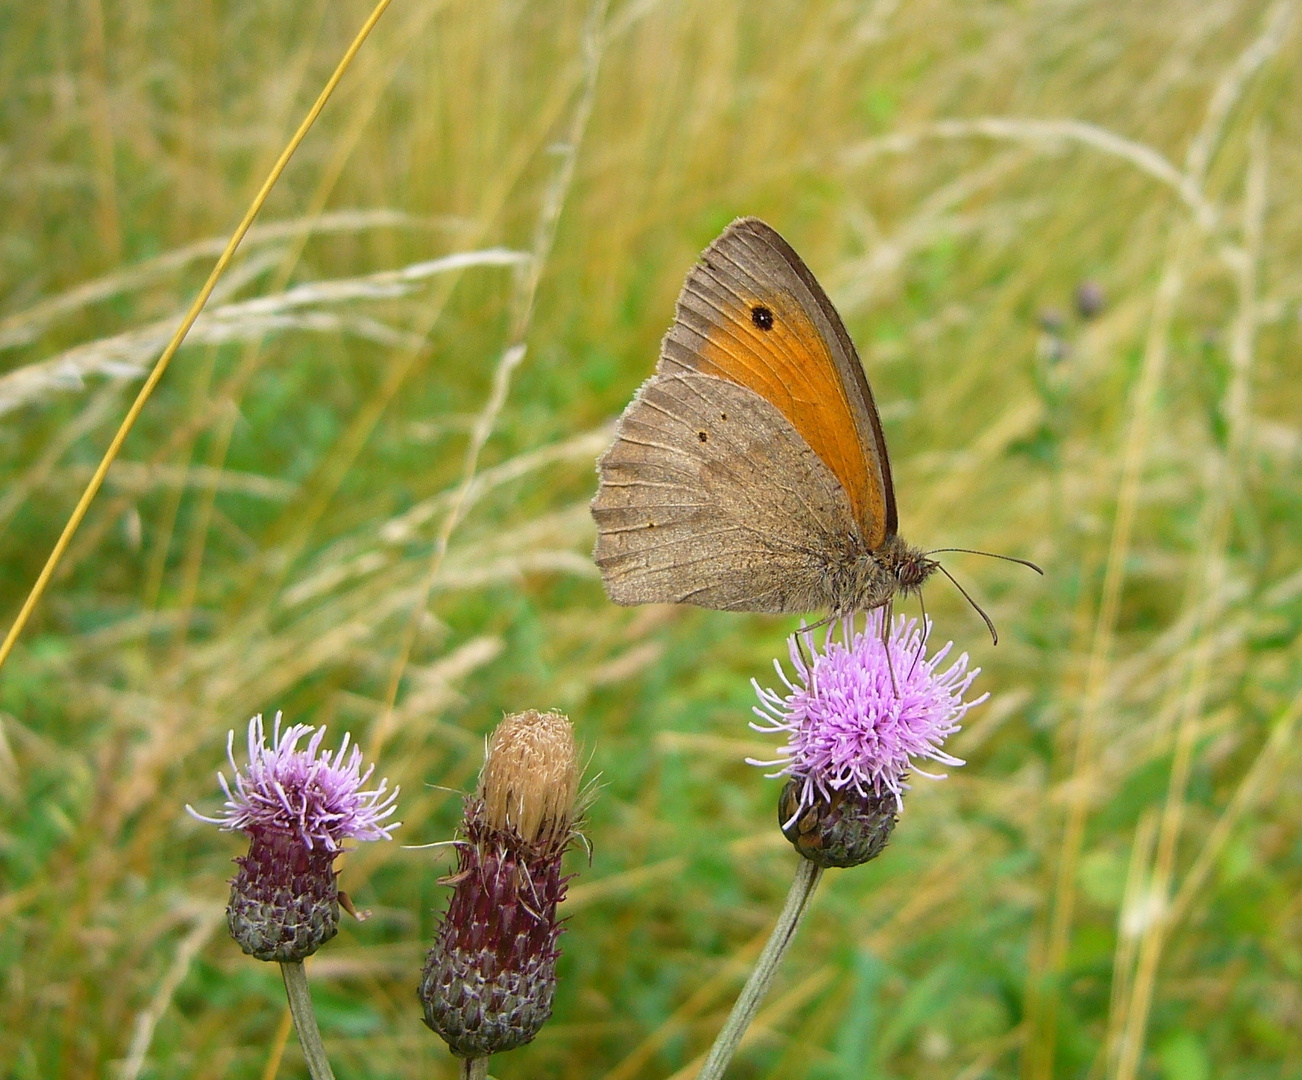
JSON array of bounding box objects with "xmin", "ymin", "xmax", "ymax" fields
[
  {"xmin": 908, "ymin": 590, "xmax": 928, "ymax": 680},
  {"xmin": 935, "ymin": 563, "xmax": 999, "ymax": 645},
  {"xmin": 925, "ymin": 548, "xmax": 1044, "ymax": 575}
]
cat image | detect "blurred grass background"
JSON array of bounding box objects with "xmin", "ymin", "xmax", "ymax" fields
[{"xmin": 2, "ymin": 1, "xmax": 1301, "ymax": 1077}]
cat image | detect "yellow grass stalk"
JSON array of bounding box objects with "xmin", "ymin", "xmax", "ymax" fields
[{"xmin": 0, "ymin": 0, "xmax": 396, "ymax": 678}]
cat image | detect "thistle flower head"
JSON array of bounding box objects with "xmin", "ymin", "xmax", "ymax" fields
[
  {"xmin": 189, "ymin": 712, "xmax": 400, "ymax": 852},
  {"xmin": 189, "ymin": 713, "xmax": 401, "ymax": 962},
  {"xmin": 751, "ymin": 612, "xmax": 984, "ymax": 820},
  {"xmin": 421, "ymin": 709, "xmax": 586, "ymax": 1059}
]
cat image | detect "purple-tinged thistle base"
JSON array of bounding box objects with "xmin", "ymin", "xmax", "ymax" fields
[
  {"xmin": 420, "ymin": 799, "xmax": 569, "ymax": 1058},
  {"xmin": 777, "ymin": 778, "xmax": 898, "ymax": 868},
  {"xmin": 228, "ymin": 827, "xmax": 340, "ymax": 962}
]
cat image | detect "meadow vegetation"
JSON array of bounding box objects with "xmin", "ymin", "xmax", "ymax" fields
[{"xmin": 1, "ymin": 1, "xmax": 1301, "ymax": 1077}]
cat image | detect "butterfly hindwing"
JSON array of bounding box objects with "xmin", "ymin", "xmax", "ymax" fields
[{"xmin": 592, "ymin": 372, "xmax": 857, "ymax": 613}]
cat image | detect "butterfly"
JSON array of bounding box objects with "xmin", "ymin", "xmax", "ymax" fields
[{"xmin": 590, "ymin": 217, "xmax": 1036, "ymax": 637}]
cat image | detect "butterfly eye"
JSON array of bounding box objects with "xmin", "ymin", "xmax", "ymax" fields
[{"xmin": 751, "ymin": 305, "xmax": 774, "ymax": 331}]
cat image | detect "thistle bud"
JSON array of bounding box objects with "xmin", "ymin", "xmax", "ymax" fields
[
  {"xmin": 188, "ymin": 713, "xmax": 400, "ymax": 962},
  {"xmin": 1075, "ymin": 280, "xmax": 1106, "ymax": 320},
  {"xmin": 777, "ymin": 779, "xmax": 898, "ymax": 868},
  {"xmin": 420, "ymin": 710, "xmax": 583, "ymax": 1059}
]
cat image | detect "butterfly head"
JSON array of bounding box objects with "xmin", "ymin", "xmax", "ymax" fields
[
  {"xmin": 893, "ymin": 547, "xmax": 939, "ymax": 596},
  {"xmin": 875, "ymin": 536, "xmax": 937, "ymax": 599}
]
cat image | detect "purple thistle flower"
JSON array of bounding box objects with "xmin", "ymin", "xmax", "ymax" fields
[
  {"xmin": 189, "ymin": 712, "xmax": 400, "ymax": 852},
  {"xmin": 751, "ymin": 613, "xmax": 984, "ymax": 823},
  {"xmin": 189, "ymin": 713, "xmax": 400, "ymax": 962}
]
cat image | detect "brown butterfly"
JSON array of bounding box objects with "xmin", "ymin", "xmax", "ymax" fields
[{"xmin": 590, "ymin": 217, "xmax": 1036, "ymax": 637}]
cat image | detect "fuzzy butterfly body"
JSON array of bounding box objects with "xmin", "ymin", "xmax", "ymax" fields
[{"xmin": 591, "ymin": 217, "xmax": 937, "ymax": 619}]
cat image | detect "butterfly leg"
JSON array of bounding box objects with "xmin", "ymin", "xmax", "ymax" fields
[
  {"xmin": 795, "ymin": 625, "xmax": 813, "ymax": 670},
  {"xmin": 878, "ymin": 599, "xmax": 898, "ymax": 695},
  {"xmin": 907, "ymin": 590, "xmax": 928, "ymax": 680}
]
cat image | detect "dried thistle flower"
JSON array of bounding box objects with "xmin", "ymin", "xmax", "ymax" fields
[
  {"xmin": 420, "ymin": 710, "xmax": 585, "ymax": 1060},
  {"xmin": 480, "ymin": 707, "xmax": 580, "ymax": 848},
  {"xmin": 188, "ymin": 713, "xmax": 400, "ymax": 961},
  {"xmin": 751, "ymin": 614, "xmax": 983, "ymax": 867}
]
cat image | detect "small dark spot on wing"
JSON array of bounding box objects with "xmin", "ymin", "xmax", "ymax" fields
[
  {"xmin": 698, "ymin": 431, "xmax": 708, "ymax": 442},
  {"xmin": 751, "ymin": 305, "xmax": 774, "ymax": 331}
]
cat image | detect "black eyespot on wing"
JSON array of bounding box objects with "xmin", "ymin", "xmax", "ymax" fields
[
  {"xmin": 751, "ymin": 305, "xmax": 774, "ymax": 331},
  {"xmin": 719, "ymin": 412, "xmax": 727, "ymax": 421},
  {"xmin": 697, "ymin": 430, "xmax": 708, "ymax": 442}
]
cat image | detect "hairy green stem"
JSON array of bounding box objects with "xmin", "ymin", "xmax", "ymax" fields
[
  {"xmin": 460, "ymin": 1058, "xmax": 490, "ymax": 1080},
  {"xmin": 697, "ymin": 858, "xmax": 824, "ymax": 1079},
  {"xmin": 280, "ymin": 961, "xmax": 336, "ymax": 1080}
]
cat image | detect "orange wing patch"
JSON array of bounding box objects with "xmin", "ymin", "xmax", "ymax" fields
[{"xmin": 663, "ymin": 258, "xmax": 888, "ymax": 547}]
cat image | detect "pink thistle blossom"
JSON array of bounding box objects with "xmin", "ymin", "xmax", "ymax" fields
[
  {"xmin": 188, "ymin": 712, "xmax": 400, "ymax": 852},
  {"xmin": 751, "ymin": 613, "xmax": 984, "ymax": 820}
]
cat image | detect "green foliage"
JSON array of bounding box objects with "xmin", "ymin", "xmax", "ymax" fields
[{"xmin": 1, "ymin": 1, "xmax": 1300, "ymax": 1077}]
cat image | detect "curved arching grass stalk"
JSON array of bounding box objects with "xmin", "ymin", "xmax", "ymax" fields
[
  {"xmin": 696, "ymin": 859, "xmax": 824, "ymax": 1080},
  {"xmin": 0, "ymin": 0, "xmax": 395, "ymax": 678}
]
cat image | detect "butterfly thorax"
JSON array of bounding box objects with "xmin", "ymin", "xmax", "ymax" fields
[{"xmin": 820, "ymin": 532, "xmax": 938, "ymax": 617}]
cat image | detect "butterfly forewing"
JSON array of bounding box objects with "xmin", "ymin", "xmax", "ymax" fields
[{"xmin": 659, "ymin": 217, "xmax": 896, "ymax": 546}]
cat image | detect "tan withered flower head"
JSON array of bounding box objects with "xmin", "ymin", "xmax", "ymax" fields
[{"xmin": 479, "ymin": 709, "xmax": 578, "ymax": 849}]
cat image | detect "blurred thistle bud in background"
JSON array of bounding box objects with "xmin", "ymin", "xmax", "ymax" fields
[
  {"xmin": 751, "ymin": 615, "xmax": 983, "ymax": 868},
  {"xmin": 1075, "ymin": 280, "xmax": 1106, "ymax": 320},
  {"xmin": 188, "ymin": 713, "xmax": 400, "ymax": 961},
  {"xmin": 420, "ymin": 709, "xmax": 587, "ymax": 1061}
]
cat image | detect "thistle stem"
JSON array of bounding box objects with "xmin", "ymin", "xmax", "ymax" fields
[
  {"xmin": 460, "ymin": 1058, "xmax": 490, "ymax": 1080},
  {"xmin": 279, "ymin": 961, "xmax": 336, "ymax": 1080},
  {"xmin": 696, "ymin": 858, "xmax": 824, "ymax": 1080}
]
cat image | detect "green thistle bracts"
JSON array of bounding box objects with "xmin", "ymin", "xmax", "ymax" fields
[
  {"xmin": 778, "ymin": 779, "xmax": 898, "ymax": 869},
  {"xmin": 419, "ymin": 802, "xmax": 568, "ymax": 1056},
  {"xmin": 228, "ymin": 827, "xmax": 341, "ymax": 962}
]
